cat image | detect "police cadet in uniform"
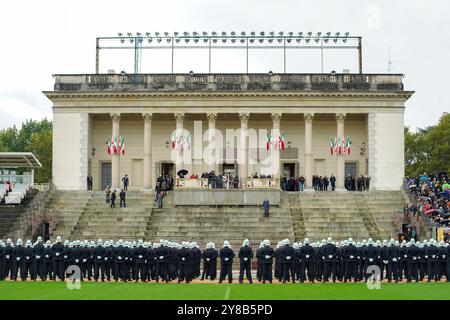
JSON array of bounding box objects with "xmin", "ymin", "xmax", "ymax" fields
[
  {"xmin": 379, "ymin": 240, "xmax": 390, "ymax": 281},
  {"xmin": 438, "ymin": 241, "xmax": 447, "ymax": 281},
  {"xmin": 321, "ymin": 237, "xmax": 337, "ymax": 283},
  {"xmin": 219, "ymin": 240, "xmax": 235, "ymax": 283},
  {"xmin": 343, "ymin": 238, "xmax": 358, "ymax": 282},
  {"xmin": 42, "ymin": 240, "xmax": 53, "ymax": 280},
  {"xmin": 22, "ymin": 240, "xmax": 35, "ymax": 281},
  {"xmin": 255, "ymin": 242, "xmax": 262, "ymax": 282},
  {"xmin": 114, "ymin": 240, "xmax": 127, "ymax": 281},
  {"xmin": 387, "ymin": 240, "xmax": 400, "ymax": 283},
  {"xmin": 52, "ymin": 236, "xmax": 64, "ymax": 281},
  {"xmin": 94, "ymin": 239, "xmax": 106, "ymax": 282},
  {"xmin": 62, "ymin": 240, "xmax": 72, "ymax": 280},
  {"xmin": 292, "ymin": 242, "xmax": 301, "ymax": 281},
  {"xmin": 155, "ymin": 239, "xmax": 170, "ymax": 283},
  {"xmin": 299, "ymin": 238, "xmax": 314, "ymax": 283},
  {"xmin": 12, "ymin": 239, "xmax": 24, "ymax": 281},
  {"xmin": 335, "ymin": 242, "xmax": 344, "ymax": 282},
  {"xmin": 178, "ymin": 241, "xmax": 192, "ymax": 283},
  {"xmin": 418, "ymin": 240, "xmax": 427, "ymax": 281},
  {"xmin": 280, "ymin": 239, "xmax": 295, "ymax": 283},
  {"xmin": 134, "ymin": 240, "xmax": 147, "ymax": 282},
  {"xmin": 274, "ymin": 242, "xmax": 282, "ymax": 281},
  {"xmin": 33, "ymin": 237, "xmax": 45, "ymax": 281},
  {"xmin": 72, "ymin": 240, "xmax": 83, "ymax": 281},
  {"xmin": 407, "ymin": 239, "xmax": 420, "ymax": 282},
  {"xmin": 0, "ymin": 241, "xmax": 4, "ymax": 280},
  {"xmin": 201, "ymin": 242, "xmax": 218, "ymax": 281},
  {"xmin": 399, "ymin": 240, "xmax": 408, "ymax": 281},
  {"xmin": 2, "ymin": 239, "xmax": 14, "ymax": 281},
  {"xmin": 426, "ymin": 239, "xmax": 438, "ymax": 282},
  {"xmin": 147, "ymin": 243, "xmax": 157, "ymax": 281},
  {"xmin": 364, "ymin": 239, "xmax": 378, "ymax": 281},
  {"xmin": 238, "ymin": 239, "xmax": 253, "ymax": 284},
  {"xmin": 259, "ymin": 240, "xmax": 274, "ymax": 284},
  {"xmin": 168, "ymin": 242, "xmax": 178, "ymax": 281},
  {"xmin": 446, "ymin": 242, "xmax": 450, "ymax": 282}
]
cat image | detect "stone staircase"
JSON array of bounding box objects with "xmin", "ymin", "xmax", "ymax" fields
[
  {"xmin": 48, "ymin": 191, "xmax": 93, "ymax": 240},
  {"xmin": 69, "ymin": 191, "xmax": 154, "ymax": 241},
  {"xmin": 145, "ymin": 192, "xmax": 295, "ymax": 249},
  {"xmin": 290, "ymin": 191, "xmax": 405, "ymax": 242}
]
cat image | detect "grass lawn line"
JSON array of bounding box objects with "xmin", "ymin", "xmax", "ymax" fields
[{"xmin": 0, "ymin": 282, "xmax": 449, "ymax": 300}]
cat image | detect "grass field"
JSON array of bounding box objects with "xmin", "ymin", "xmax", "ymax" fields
[{"xmin": 0, "ymin": 281, "xmax": 449, "ymax": 300}]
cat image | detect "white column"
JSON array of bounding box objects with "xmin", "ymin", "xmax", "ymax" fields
[
  {"xmin": 239, "ymin": 113, "xmax": 249, "ymax": 188},
  {"xmin": 111, "ymin": 113, "xmax": 121, "ymax": 190},
  {"xmin": 336, "ymin": 113, "xmax": 346, "ymax": 190},
  {"xmin": 207, "ymin": 113, "xmax": 217, "ymax": 173},
  {"xmin": 304, "ymin": 113, "xmax": 314, "ymax": 189},
  {"xmin": 143, "ymin": 113, "xmax": 153, "ymax": 190},
  {"xmin": 174, "ymin": 113, "xmax": 184, "ymax": 173},
  {"xmin": 272, "ymin": 113, "xmax": 282, "ymax": 184}
]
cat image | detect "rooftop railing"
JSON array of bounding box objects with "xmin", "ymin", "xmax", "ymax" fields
[{"xmin": 53, "ymin": 73, "xmax": 404, "ymax": 92}]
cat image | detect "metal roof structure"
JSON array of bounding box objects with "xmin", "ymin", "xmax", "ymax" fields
[{"xmin": 0, "ymin": 152, "xmax": 42, "ymax": 168}]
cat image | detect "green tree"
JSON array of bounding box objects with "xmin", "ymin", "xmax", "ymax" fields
[{"xmin": 27, "ymin": 130, "xmax": 52, "ymax": 183}]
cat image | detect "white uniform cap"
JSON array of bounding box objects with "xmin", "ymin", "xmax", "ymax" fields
[
  {"xmin": 304, "ymin": 238, "xmax": 310, "ymax": 244},
  {"xmin": 223, "ymin": 240, "xmax": 230, "ymax": 248},
  {"xmin": 7, "ymin": 238, "xmax": 12, "ymax": 244},
  {"xmin": 243, "ymin": 239, "xmax": 250, "ymax": 246},
  {"xmin": 37, "ymin": 236, "xmax": 43, "ymax": 242},
  {"xmin": 327, "ymin": 237, "xmax": 332, "ymax": 243},
  {"xmin": 64, "ymin": 240, "xmax": 69, "ymax": 246},
  {"xmin": 26, "ymin": 240, "xmax": 32, "ymax": 246},
  {"xmin": 56, "ymin": 236, "xmax": 62, "ymax": 242},
  {"xmin": 293, "ymin": 242, "xmax": 299, "ymax": 249},
  {"xmin": 97, "ymin": 239, "xmax": 103, "ymax": 244}
]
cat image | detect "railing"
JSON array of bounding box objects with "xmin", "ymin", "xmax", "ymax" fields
[
  {"xmin": 53, "ymin": 73, "xmax": 405, "ymax": 92},
  {"xmin": 247, "ymin": 178, "xmax": 279, "ymax": 189}
]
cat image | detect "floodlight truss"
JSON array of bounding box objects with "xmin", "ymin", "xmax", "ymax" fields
[{"xmin": 95, "ymin": 31, "xmax": 362, "ymax": 74}]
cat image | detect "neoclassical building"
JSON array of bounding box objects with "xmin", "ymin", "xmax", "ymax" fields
[{"xmin": 45, "ymin": 73, "xmax": 413, "ymax": 191}]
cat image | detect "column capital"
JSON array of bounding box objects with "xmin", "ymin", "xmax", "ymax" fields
[
  {"xmin": 142, "ymin": 113, "xmax": 153, "ymax": 122},
  {"xmin": 174, "ymin": 113, "xmax": 185, "ymax": 123},
  {"xmin": 271, "ymin": 113, "xmax": 282, "ymax": 122},
  {"xmin": 239, "ymin": 113, "xmax": 250, "ymax": 121},
  {"xmin": 207, "ymin": 113, "xmax": 218, "ymax": 121},
  {"xmin": 303, "ymin": 113, "xmax": 314, "ymax": 121},
  {"xmin": 110, "ymin": 113, "xmax": 121, "ymax": 122},
  {"xmin": 336, "ymin": 113, "xmax": 347, "ymax": 121}
]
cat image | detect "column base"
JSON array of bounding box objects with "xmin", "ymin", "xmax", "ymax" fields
[{"xmin": 334, "ymin": 187, "xmax": 347, "ymax": 192}]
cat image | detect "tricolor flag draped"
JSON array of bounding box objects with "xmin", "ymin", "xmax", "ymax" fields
[
  {"xmin": 330, "ymin": 138, "xmax": 335, "ymax": 156},
  {"xmin": 113, "ymin": 136, "xmax": 118, "ymax": 155},
  {"xmin": 338, "ymin": 137, "xmax": 342, "ymax": 155},
  {"xmin": 266, "ymin": 130, "xmax": 272, "ymax": 151},
  {"xmin": 346, "ymin": 136, "xmax": 351, "ymax": 155},
  {"xmin": 119, "ymin": 136, "xmax": 125, "ymax": 155},
  {"xmin": 107, "ymin": 138, "xmax": 111, "ymax": 155}
]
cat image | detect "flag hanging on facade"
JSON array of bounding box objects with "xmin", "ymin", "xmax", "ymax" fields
[
  {"xmin": 113, "ymin": 136, "xmax": 118, "ymax": 155},
  {"xmin": 338, "ymin": 137, "xmax": 342, "ymax": 155},
  {"xmin": 346, "ymin": 136, "xmax": 351, "ymax": 155},
  {"xmin": 107, "ymin": 138, "xmax": 111, "ymax": 156},
  {"xmin": 330, "ymin": 138, "xmax": 335, "ymax": 156},
  {"xmin": 266, "ymin": 129, "xmax": 272, "ymax": 151},
  {"xmin": 120, "ymin": 136, "xmax": 126, "ymax": 155},
  {"xmin": 279, "ymin": 131, "xmax": 286, "ymax": 151},
  {"xmin": 342, "ymin": 135, "xmax": 347, "ymax": 154}
]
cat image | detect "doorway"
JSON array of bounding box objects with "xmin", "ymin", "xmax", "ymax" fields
[
  {"xmin": 283, "ymin": 163, "xmax": 296, "ymax": 178},
  {"xmin": 222, "ymin": 163, "xmax": 236, "ymax": 176},
  {"xmin": 101, "ymin": 162, "xmax": 112, "ymax": 190},
  {"xmin": 161, "ymin": 163, "xmax": 174, "ymax": 178},
  {"xmin": 345, "ymin": 162, "xmax": 358, "ymax": 177}
]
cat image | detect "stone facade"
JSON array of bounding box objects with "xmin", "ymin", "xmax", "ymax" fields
[{"xmin": 45, "ymin": 73, "xmax": 413, "ymax": 191}]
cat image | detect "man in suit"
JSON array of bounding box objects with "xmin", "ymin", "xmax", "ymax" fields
[
  {"xmin": 219, "ymin": 241, "xmax": 235, "ymax": 283},
  {"xmin": 238, "ymin": 239, "xmax": 253, "ymax": 284},
  {"xmin": 262, "ymin": 199, "xmax": 270, "ymax": 218},
  {"xmin": 110, "ymin": 190, "xmax": 117, "ymax": 208},
  {"xmin": 122, "ymin": 174, "xmax": 129, "ymax": 191},
  {"xmin": 330, "ymin": 174, "xmax": 336, "ymax": 191}
]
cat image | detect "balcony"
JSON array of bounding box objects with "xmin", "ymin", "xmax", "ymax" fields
[{"xmin": 53, "ymin": 73, "xmax": 405, "ymax": 92}]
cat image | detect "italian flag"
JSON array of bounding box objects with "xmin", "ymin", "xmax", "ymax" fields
[
  {"xmin": 330, "ymin": 138, "xmax": 335, "ymax": 156},
  {"xmin": 266, "ymin": 130, "xmax": 271, "ymax": 151},
  {"xmin": 279, "ymin": 131, "xmax": 286, "ymax": 151},
  {"xmin": 346, "ymin": 136, "xmax": 351, "ymax": 155},
  {"xmin": 107, "ymin": 138, "xmax": 111, "ymax": 156},
  {"xmin": 338, "ymin": 137, "xmax": 342, "ymax": 155},
  {"xmin": 113, "ymin": 136, "xmax": 118, "ymax": 155},
  {"xmin": 119, "ymin": 136, "xmax": 125, "ymax": 155},
  {"xmin": 342, "ymin": 135, "xmax": 347, "ymax": 154}
]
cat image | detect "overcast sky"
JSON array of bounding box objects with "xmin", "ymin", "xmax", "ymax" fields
[{"xmin": 0, "ymin": 0, "xmax": 448, "ymax": 131}]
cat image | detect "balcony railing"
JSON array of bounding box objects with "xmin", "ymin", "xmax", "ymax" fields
[{"xmin": 53, "ymin": 73, "xmax": 405, "ymax": 92}]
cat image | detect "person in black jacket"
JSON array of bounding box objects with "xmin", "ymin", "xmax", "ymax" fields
[
  {"xmin": 426, "ymin": 239, "xmax": 439, "ymax": 282},
  {"xmin": 72, "ymin": 240, "xmax": 84, "ymax": 281},
  {"xmin": 1, "ymin": 239, "xmax": 14, "ymax": 281},
  {"xmin": 119, "ymin": 189, "xmax": 126, "ymax": 208},
  {"xmin": 238, "ymin": 239, "xmax": 253, "ymax": 284},
  {"xmin": 33, "ymin": 237, "xmax": 45, "ymax": 281},
  {"xmin": 299, "ymin": 238, "xmax": 315, "ymax": 283},
  {"xmin": 22, "ymin": 240, "xmax": 35, "ymax": 281},
  {"xmin": 12, "ymin": 239, "xmax": 24, "ymax": 281},
  {"xmin": 256, "ymin": 242, "xmax": 263, "ymax": 282},
  {"xmin": 379, "ymin": 240, "xmax": 390, "ymax": 281},
  {"xmin": 219, "ymin": 241, "xmax": 235, "ymax": 283},
  {"xmin": 280, "ymin": 239, "xmax": 296, "ymax": 283},
  {"xmin": 62, "ymin": 240, "xmax": 73, "ymax": 280},
  {"xmin": 201, "ymin": 242, "xmax": 218, "ymax": 281},
  {"xmin": 155, "ymin": 239, "xmax": 170, "ymax": 283},
  {"xmin": 343, "ymin": 238, "xmax": 358, "ymax": 282},
  {"xmin": 178, "ymin": 242, "xmax": 192, "ymax": 283},
  {"xmin": 259, "ymin": 240, "xmax": 274, "ymax": 284},
  {"xmin": 321, "ymin": 237, "xmax": 337, "ymax": 283},
  {"xmin": 94, "ymin": 239, "xmax": 106, "ymax": 282},
  {"xmin": 42, "ymin": 240, "xmax": 53, "ymax": 281},
  {"xmin": 407, "ymin": 239, "xmax": 420, "ymax": 282},
  {"xmin": 133, "ymin": 240, "xmax": 147, "ymax": 282},
  {"xmin": 110, "ymin": 190, "xmax": 116, "ymax": 208},
  {"xmin": 147, "ymin": 243, "xmax": 157, "ymax": 281},
  {"xmin": 387, "ymin": 240, "xmax": 400, "ymax": 283}
]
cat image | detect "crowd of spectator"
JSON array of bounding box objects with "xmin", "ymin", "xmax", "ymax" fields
[{"xmin": 404, "ymin": 172, "xmax": 450, "ymax": 241}]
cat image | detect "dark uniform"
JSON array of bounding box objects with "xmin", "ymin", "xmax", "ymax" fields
[
  {"xmin": 22, "ymin": 244, "xmax": 35, "ymax": 281},
  {"xmin": 43, "ymin": 244, "xmax": 54, "ymax": 281},
  {"xmin": 387, "ymin": 243, "xmax": 400, "ymax": 282},
  {"xmin": 238, "ymin": 243, "xmax": 253, "ymax": 283},
  {"xmin": 426, "ymin": 243, "xmax": 438, "ymax": 282},
  {"xmin": 178, "ymin": 245, "xmax": 193, "ymax": 283},
  {"xmin": 12, "ymin": 242, "xmax": 25, "ymax": 281},
  {"xmin": 94, "ymin": 243, "xmax": 106, "ymax": 282},
  {"xmin": 1, "ymin": 242, "xmax": 14, "ymax": 280},
  {"xmin": 52, "ymin": 241, "xmax": 65, "ymax": 281},
  {"xmin": 33, "ymin": 241, "xmax": 45, "ymax": 281},
  {"xmin": 155, "ymin": 243, "xmax": 170, "ymax": 283},
  {"xmin": 343, "ymin": 243, "xmax": 358, "ymax": 282},
  {"xmin": 280, "ymin": 243, "xmax": 295, "ymax": 283},
  {"xmin": 321, "ymin": 242, "xmax": 337, "ymax": 282},
  {"xmin": 406, "ymin": 243, "xmax": 420, "ymax": 282},
  {"xmin": 259, "ymin": 243, "xmax": 274, "ymax": 283},
  {"xmin": 219, "ymin": 245, "xmax": 235, "ymax": 283},
  {"xmin": 134, "ymin": 243, "xmax": 148, "ymax": 282},
  {"xmin": 299, "ymin": 242, "xmax": 315, "ymax": 283},
  {"xmin": 201, "ymin": 246, "xmax": 218, "ymax": 281}
]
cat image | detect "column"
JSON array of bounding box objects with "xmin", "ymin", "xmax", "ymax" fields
[
  {"xmin": 272, "ymin": 113, "xmax": 282, "ymax": 184},
  {"xmin": 111, "ymin": 113, "xmax": 121, "ymax": 189},
  {"xmin": 239, "ymin": 113, "xmax": 249, "ymax": 188},
  {"xmin": 336, "ymin": 113, "xmax": 346, "ymax": 190},
  {"xmin": 143, "ymin": 113, "xmax": 153, "ymax": 190},
  {"xmin": 174, "ymin": 113, "xmax": 184, "ymax": 173},
  {"xmin": 207, "ymin": 113, "xmax": 217, "ymax": 173},
  {"xmin": 304, "ymin": 113, "xmax": 314, "ymax": 189}
]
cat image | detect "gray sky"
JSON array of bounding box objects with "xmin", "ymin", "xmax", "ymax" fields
[{"xmin": 0, "ymin": 0, "xmax": 448, "ymax": 131}]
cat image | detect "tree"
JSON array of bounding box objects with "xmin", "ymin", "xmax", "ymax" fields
[{"xmin": 27, "ymin": 130, "xmax": 52, "ymax": 183}]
